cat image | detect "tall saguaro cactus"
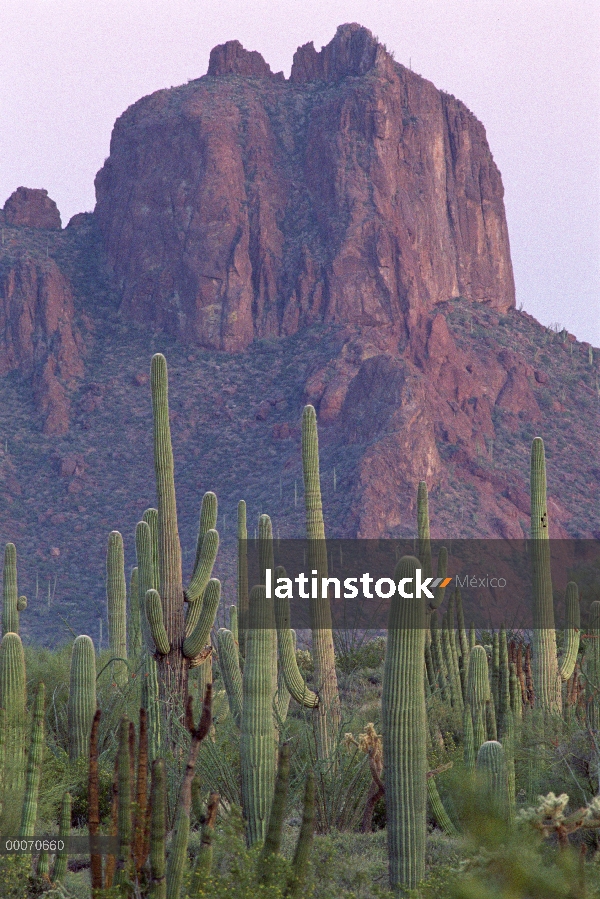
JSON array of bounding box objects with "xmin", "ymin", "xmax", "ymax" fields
[
  {"xmin": 302, "ymin": 405, "xmax": 340, "ymax": 756},
  {"xmin": 68, "ymin": 635, "xmax": 97, "ymax": 761},
  {"xmin": 107, "ymin": 531, "xmax": 128, "ymax": 686},
  {"xmin": 382, "ymin": 555, "xmax": 427, "ymax": 895},
  {"xmin": 530, "ymin": 438, "xmax": 580, "ymax": 715},
  {"xmin": 139, "ymin": 354, "xmax": 220, "ymax": 732},
  {"xmin": 2, "ymin": 543, "xmax": 26, "ymax": 637}
]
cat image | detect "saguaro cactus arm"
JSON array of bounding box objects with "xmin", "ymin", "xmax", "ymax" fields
[
  {"xmin": 274, "ymin": 589, "xmax": 318, "ymax": 709},
  {"xmin": 559, "ymin": 581, "xmax": 580, "ymax": 682},
  {"xmin": 146, "ymin": 590, "xmax": 170, "ymax": 655},
  {"xmin": 183, "ymin": 578, "xmax": 221, "ymax": 659},
  {"xmin": 215, "ymin": 628, "xmax": 243, "ymax": 725}
]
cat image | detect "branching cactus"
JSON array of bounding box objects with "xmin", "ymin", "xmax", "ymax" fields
[
  {"xmin": 302, "ymin": 405, "xmax": 340, "ymax": 756},
  {"xmin": 136, "ymin": 354, "xmax": 220, "ymax": 734},
  {"xmin": 530, "ymin": 438, "xmax": 580, "ymax": 715},
  {"xmin": 2, "ymin": 543, "xmax": 26, "ymax": 637},
  {"xmin": 382, "ymin": 555, "xmax": 427, "ymax": 895},
  {"xmin": 107, "ymin": 531, "xmax": 128, "ymax": 686},
  {"xmin": 68, "ymin": 635, "xmax": 97, "ymax": 761}
]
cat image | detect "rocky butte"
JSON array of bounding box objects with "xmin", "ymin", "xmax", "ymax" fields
[{"xmin": 0, "ymin": 25, "xmax": 598, "ymax": 640}]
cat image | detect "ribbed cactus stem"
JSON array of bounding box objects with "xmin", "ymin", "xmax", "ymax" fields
[
  {"xmin": 192, "ymin": 491, "xmax": 218, "ymax": 572},
  {"xmin": 241, "ymin": 585, "xmax": 276, "ymax": 846},
  {"xmin": 143, "ymin": 653, "xmax": 162, "ymax": 762},
  {"xmin": 68, "ymin": 635, "xmax": 97, "ymax": 761},
  {"xmin": 417, "ymin": 481, "xmax": 433, "ymax": 579},
  {"xmin": 498, "ymin": 626, "xmax": 511, "ymax": 729},
  {"xmin": 463, "ymin": 705, "xmax": 475, "ymax": 772},
  {"xmin": 183, "ymin": 578, "xmax": 220, "ymax": 659},
  {"xmin": 107, "ymin": 530, "xmax": 128, "ymax": 685},
  {"xmin": 530, "ymin": 437, "xmax": 561, "ymax": 714},
  {"xmin": 0, "ymin": 632, "xmax": 26, "ymax": 828},
  {"xmin": 2, "ymin": 543, "xmax": 20, "ymax": 636},
  {"xmin": 190, "ymin": 792, "xmax": 219, "ymax": 896},
  {"xmin": 114, "ymin": 717, "xmax": 133, "ymax": 889},
  {"xmin": 237, "ymin": 500, "xmax": 248, "ymax": 657},
  {"xmin": 128, "ymin": 566, "xmax": 142, "ymax": 661},
  {"xmin": 302, "ymin": 405, "xmax": 340, "ymax": 756},
  {"xmin": 20, "ymin": 682, "xmax": 45, "ymax": 837},
  {"xmin": 151, "ymin": 353, "xmax": 186, "ymax": 698},
  {"xmin": 258, "ymin": 742, "xmax": 290, "ymax": 883},
  {"xmin": 149, "ymin": 758, "xmax": 166, "ymax": 899},
  {"xmin": 186, "ymin": 529, "xmax": 219, "ymax": 608},
  {"xmin": 136, "ymin": 520, "xmax": 156, "ymax": 651},
  {"xmin": 142, "ymin": 508, "xmax": 160, "ymax": 592},
  {"xmin": 585, "ymin": 601, "xmax": 600, "ymax": 731},
  {"xmin": 146, "ymin": 590, "xmax": 170, "ymax": 654},
  {"xmin": 286, "ymin": 770, "xmax": 315, "ymax": 899},
  {"xmin": 467, "ymin": 645, "xmax": 490, "ymax": 754},
  {"xmin": 476, "ymin": 740, "xmax": 508, "ymax": 819},
  {"xmin": 382, "ymin": 555, "xmax": 427, "ymax": 894},
  {"xmin": 229, "ymin": 605, "xmax": 239, "ymax": 644},
  {"xmin": 274, "ymin": 587, "xmax": 318, "ymax": 709},
  {"xmin": 52, "ymin": 792, "xmax": 71, "ymax": 884},
  {"xmin": 216, "ymin": 628, "xmax": 243, "ymax": 725},
  {"xmin": 559, "ymin": 581, "xmax": 580, "ymax": 681},
  {"xmin": 426, "ymin": 777, "xmax": 459, "ymax": 836}
]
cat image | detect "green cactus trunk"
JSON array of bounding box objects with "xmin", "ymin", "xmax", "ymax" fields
[
  {"xmin": 149, "ymin": 759, "xmax": 167, "ymax": 899},
  {"xmin": 237, "ymin": 500, "xmax": 249, "ymax": 657},
  {"xmin": 128, "ymin": 566, "xmax": 142, "ymax": 663},
  {"xmin": 530, "ymin": 437, "xmax": 561, "ymax": 715},
  {"xmin": 258, "ymin": 742, "xmax": 290, "ymax": 884},
  {"xmin": 467, "ymin": 645, "xmax": 491, "ymax": 756},
  {"xmin": 114, "ymin": 718, "xmax": 134, "ymax": 891},
  {"xmin": 240, "ymin": 585, "xmax": 277, "ymax": 846},
  {"xmin": 19, "ymin": 682, "xmax": 45, "ymax": 838},
  {"xmin": 382, "ymin": 555, "xmax": 427, "ymax": 895},
  {"xmin": 107, "ymin": 530, "xmax": 128, "ymax": 686},
  {"xmin": 52, "ymin": 792, "xmax": 71, "ymax": 884},
  {"xmin": 68, "ymin": 635, "xmax": 97, "ymax": 761},
  {"xmin": 0, "ymin": 632, "xmax": 26, "ymax": 831},
  {"xmin": 476, "ymin": 740, "xmax": 508, "ymax": 820},
  {"xmin": 285, "ymin": 770, "xmax": 315, "ymax": 899},
  {"xmin": 151, "ymin": 353, "xmax": 187, "ymax": 706},
  {"xmin": 302, "ymin": 405, "xmax": 340, "ymax": 757},
  {"xmin": 2, "ymin": 543, "xmax": 21, "ymax": 636}
]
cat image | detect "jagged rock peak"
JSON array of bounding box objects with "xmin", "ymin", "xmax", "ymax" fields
[
  {"xmin": 3, "ymin": 187, "xmax": 62, "ymax": 230},
  {"xmin": 207, "ymin": 39, "xmax": 284, "ymax": 81},
  {"xmin": 290, "ymin": 23, "xmax": 389, "ymax": 83}
]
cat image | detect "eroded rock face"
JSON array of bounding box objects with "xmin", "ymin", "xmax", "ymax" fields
[
  {"xmin": 3, "ymin": 188, "xmax": 62, "ymax": 230},
  {"xmin": 0, "ymin": 258, "xmax": 84, "ymax": 433},
  {"xmin": 94, "ymin": 23, "xmax": 514, "ymax": 351}
]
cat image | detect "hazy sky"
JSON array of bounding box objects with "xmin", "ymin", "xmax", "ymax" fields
[{"xmin": 1, "ymin": 0, "xmax": 598, "ymax": 344}]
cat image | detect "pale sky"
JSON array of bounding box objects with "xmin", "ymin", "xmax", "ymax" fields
[{"xmin": 1, "ymin": 0, "xmax": 598, "ymax": 345}]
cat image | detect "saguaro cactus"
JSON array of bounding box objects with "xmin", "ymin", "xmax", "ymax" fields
[
  {"xmin": 138, "ymin": 355, "xmax": 220, "ymax": 732},
  {"xmin": 382, "ymin": 555, "xmax": 427, "ymax": 894},
  {"xmin": 530, "ymin": 438, "xmax": 580, "ymax": 715},
  {"xmin": 68, "ymin": 635, "xmax": 97, "ymax": 761},
  {"xmin": 20, "ymin": 682, "xmax": 45, "ymax": 838},
  {"xmin": 476, "ymin": 740, "xmax": 508, "ymax": 819},
  {"xmin": 2, "ymin": 543, "xmax": 25, "ymax": 637},
  {"xmin": 302, "ymin": 405, "xmax": 340, "ymax": 756},
  {"xmin": 0, "ymin": 631, "xmax": 26, "ymax": 828},
  {"xmin": 466, "ymin": 645, "xmax": 491, "ymax": 755},
  {"xmin": 107, "ymin": 531, "xmax": 128, "ymax": 686}
]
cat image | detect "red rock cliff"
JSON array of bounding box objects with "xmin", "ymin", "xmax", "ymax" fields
[{"xmin": 94, "ymin": 23, "xmax": 514, "ymax": 350}]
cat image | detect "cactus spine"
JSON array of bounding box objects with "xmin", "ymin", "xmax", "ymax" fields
[
  {"xmin": 382, "ymin": 555, "xmax": 427, "ymax": 894},
  {"xmin": 19, "ymin": 682, "xmax": 45, "ymax": 838},
  {"xmin": 68, "ymin": 635, "xmax": 97, "ymax": 761},
  {"xmin": 302, "ymin": 405, "xmax": 340, "ymax": 756}
]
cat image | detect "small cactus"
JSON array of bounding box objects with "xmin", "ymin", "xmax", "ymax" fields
[{"xmin": 68, "ymin": 635, "xmax": 97, "ymax": 761}]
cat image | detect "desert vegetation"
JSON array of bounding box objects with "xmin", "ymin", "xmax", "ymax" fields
[{"xmin": 0, "ymin": 352, "xmax": 598, "ymax": 899}]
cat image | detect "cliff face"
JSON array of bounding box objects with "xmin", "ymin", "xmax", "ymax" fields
[{"xmin": 94, "ymin": 23, "xmax": 514, "ymax": 351}]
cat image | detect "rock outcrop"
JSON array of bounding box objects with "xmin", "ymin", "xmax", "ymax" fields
[
  {"xmin": 3, "ymin": 188, "xmax": 62, "ymax": 230},
  {"xmin": 94, "ymin": 23, "xmax": 514, "ymax": 352},
  {"xmin": 0, "ymin": 257, "xmax": 84, "ymax": 434}
]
